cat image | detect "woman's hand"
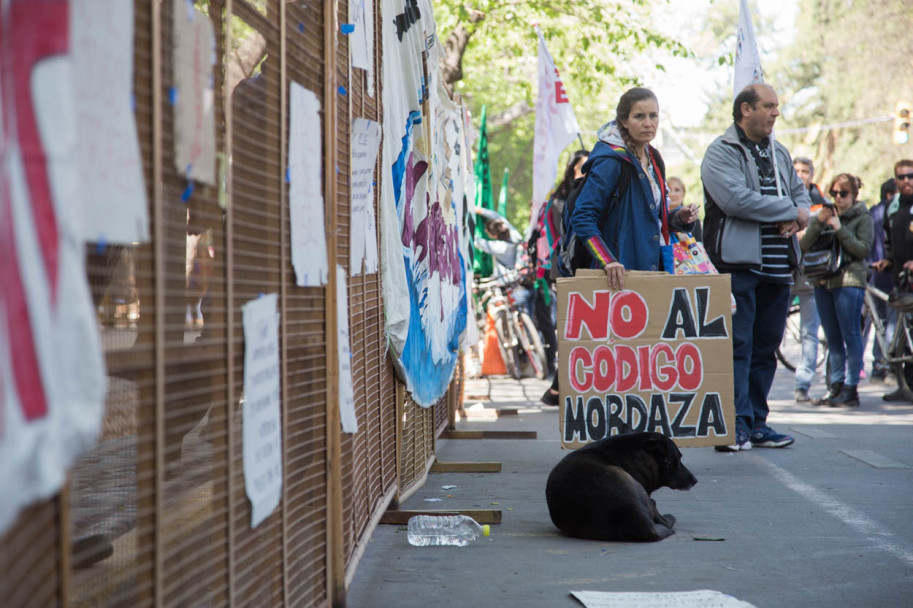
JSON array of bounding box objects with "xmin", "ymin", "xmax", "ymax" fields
[
  {"xmin": 679, "ymin": 203, "xmax": 700, "ymax": 224},
  {"xmin": 604, "ymin": 261, "xmax": 625, "ymax": 291}
]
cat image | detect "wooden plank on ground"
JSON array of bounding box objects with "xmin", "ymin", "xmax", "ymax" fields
[
  {"xmin": 430, "ymin": 461, "xmax": 502, "ymax": 473},
  {"xmin": 440, "ymin": 430, "xmax": 537, "ymax": 440},
  {"xmin": 380, "ymin": 509, "xmax": 502, "ymax": 525}
]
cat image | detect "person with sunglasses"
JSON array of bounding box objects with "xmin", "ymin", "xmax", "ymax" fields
[
  {"xmin": 872, "ymin": 159, "xmax": 913, "ymax": 401},
  {"xmin": 800, "ymin": 173, "xmax": 874, "ymax": 407}
]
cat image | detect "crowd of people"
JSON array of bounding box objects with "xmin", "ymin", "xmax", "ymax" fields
[{"xmin": 475, "ymin": 82, "xmax": 913, "ymax": 452}]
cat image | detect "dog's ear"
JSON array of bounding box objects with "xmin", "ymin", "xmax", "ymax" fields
[{"xmin": 643, "ymin": 436, "xmax": 670, "ymax": 457}]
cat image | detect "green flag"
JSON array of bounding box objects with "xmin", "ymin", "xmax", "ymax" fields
[
  {"xmin": 497, "ymin": 167, "xmax": 509, "ymax": 218},
  {"xmin": 473, "ymin": 105, "xmax": 493, "ymax": 277}
]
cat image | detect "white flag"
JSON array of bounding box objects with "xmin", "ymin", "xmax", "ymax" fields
[
  {"xmin": 733, "ymin": 0, "xmax": 782, "ymax": 197},
  {"xmin": 532, "ymin": 25, "xmax": 580, "ymax": 231},
  {"xmin": 733, "ymin": 0, "xmax": 764, "ymax": 96}
]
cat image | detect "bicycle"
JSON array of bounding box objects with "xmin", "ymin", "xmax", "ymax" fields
[
  {"xmin": 474, "ymin": 271, "xmax": 548, "ymax": 380},
  {"xmin": 863, "ymin": 272, "xmax": 913, "ymax": 400},
  {"xmin": 777, "ymin": 296, "xmax": 829, "ymax": 372}
]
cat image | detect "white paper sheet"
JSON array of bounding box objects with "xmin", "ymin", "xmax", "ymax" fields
[
  {"xmin": 289, "ymin": 82, "xmax": 329, "ymax": 286},
  {"xmin": 172, "ymin": 1, "xmax": 216, "ymax": 185},
  {"xmin": 71, "ymin": 0, "xmax": 149, "ymax": 243},
  {"xmin": 350, "ymin": 118, "xmax": 381, "ymax": 275},
  {"xmin": 349, "ymin": 0, "xmax": 375, "ymax": 97},
  {"xmin": 571, "ymin": 590, "xmax": 756, "ymax": 608},
  {"xmin": 336, "ymin": 266, "xmax": 358, "ymax": 433},
  {"xmin": 242, "ymin": 294, "xmax": 283, "ymax": 528}
]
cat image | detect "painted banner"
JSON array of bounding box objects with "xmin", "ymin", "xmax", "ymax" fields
[
  {"xmin": 532, "ymin": 25, "xmax": 580, "ymax": 232},
  {"xmin": 172, "ymin": 0, "xmax": 216, "ymax": 185},
  {"xmin": 0, "ymin": 0, "xmax": 106, "ymax": 535},
  {"xmin": 556, "ymin": 271, "xmax": 734, "ymax": 449},
  {"xmin": 71, "ymin": 0, "xmax": 148, "ymax": 244},
  {"xmin": 380, "ymin": 0, "xmax": 467, "ymax": 407}
]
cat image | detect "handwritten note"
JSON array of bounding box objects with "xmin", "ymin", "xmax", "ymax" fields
[
  {"xmin": 349, "ymin": 0, "xmax": 375, "ymax": 97},
  {"xmin": 350, "ymin": 118, "xmax": 381, "ymax": 275},
  {"xmin": 289, "ymin": 82, "xmax": 329, "ymax": 286},
  {"xmin": 336, "ymin": 266, "xmax": 358, "ymax": 433},
  {"xmin": 71, "ymin": 0, "xmax": 149, "ymax": 243},
  {"xmin": 172, "ymin": 1, "xmax": 216, "ymax": 184},
  {"xmin": 242, "ymin": 293, "xmax": 282, "ymax": 528}
]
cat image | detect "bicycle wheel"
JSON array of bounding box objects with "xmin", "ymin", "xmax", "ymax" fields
[
  {"xmin": 516, "ymin": 312, "xmax": 548, "ymax": 380},
  {"xmin": 888, "ymin": 313, "xmax": 913, "ymax": 399},
  {"xmin": 495, "ymin": 311, "xmax": 522, "ymax": 379},
  {"xmin": 776, "ymin": 304, "xmax": 828, "ymax": 372}
]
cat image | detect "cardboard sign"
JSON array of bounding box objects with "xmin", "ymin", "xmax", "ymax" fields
[{"xmin": 557, "ymin": 270, "xmax": 735, "ymax": 448}]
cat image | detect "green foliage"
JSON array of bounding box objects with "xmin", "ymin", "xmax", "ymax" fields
[{"xmin": 435, "ymin": 0, "xmax": 689, "ymax": 229}]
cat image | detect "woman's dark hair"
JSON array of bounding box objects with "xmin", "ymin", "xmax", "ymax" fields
[
  {"xmin": 615, "ymin": 88, "xmax": 658, "ymax": 154},
  {"xmin": 554, "ymin": 149, "xmax": 589, "ymax": 200},
  {"xmin": 881, "ymin": 177, "xmax": 897, "ymax": 202},
  {"xmin": 828, "ymin": 173, "xmax": 862, "ymax": 200}
]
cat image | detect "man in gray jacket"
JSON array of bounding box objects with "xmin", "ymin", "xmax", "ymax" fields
[{"xmin": 701, "ymin": 84, "xmax": 810, "ymax": 451}]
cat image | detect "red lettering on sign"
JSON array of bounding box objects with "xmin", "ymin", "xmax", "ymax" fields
[
  {"xmin": 615, "ymin": 345, "xmax": 638, "ymax": 393},
  {"xmin": 592, "ymin": 345, "xmax": 615, "ymax": 393},
  {"xmin": 564, "ymin": 291, "xmax": 611, "ymax": 340},
  {"xmin": 569, "ymin": 346, "xmax": 593, "ymax": 393},
  {"xmin": 650, "ymin": 343, "xmax": 678, "ymax": 391},
  {"xmin": 676, "ymin": 343, "xmax": 703, "ymax": 391},
  {"xmin": 610, "ymin": 291, "xmax": 648, "ymax": 339}
]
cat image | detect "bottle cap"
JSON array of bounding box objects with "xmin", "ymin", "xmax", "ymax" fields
[{"xmin": 482, "ymin": 525, "xmax": 490, "ymax": 537}]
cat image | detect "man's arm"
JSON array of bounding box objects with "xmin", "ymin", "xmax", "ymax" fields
[{"xmin": 701, "ymin": 139, "xmax": 803, "ymax": 224}]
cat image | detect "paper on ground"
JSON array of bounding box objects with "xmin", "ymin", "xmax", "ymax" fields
[
  {"xmin": 571, "ymin": 590, "xmax": 755, "ymax": 608},
  {"xmin": 288, "ymin": 82, "xmax": 328, "ymax": 286},
  {"xmin": 242, "ymin": 294, "xmax": 282, "ymax": 528}
]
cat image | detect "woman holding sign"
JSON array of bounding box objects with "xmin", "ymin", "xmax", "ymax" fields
[
  {"xmin": 559, "ymin": 87, "xmax": 698, "ymax": 290},
  {"xmin": 542, "ymin": 88, "xmax": 697, "ymax": 406}
]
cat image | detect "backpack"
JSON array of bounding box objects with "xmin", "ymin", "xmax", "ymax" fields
[{"xmin": 551, "ymin": 160, "xmax": 634, "ymax": 278}]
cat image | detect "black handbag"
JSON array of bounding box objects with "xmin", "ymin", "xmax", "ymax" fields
[{"xmin": 801, "ymin": 228, "xmax": 843, "ymax": 280}]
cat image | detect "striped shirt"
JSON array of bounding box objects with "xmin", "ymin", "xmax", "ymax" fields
[{"xmin": 737, "ymin": 126, "xmax": 793, "ymax": 284}]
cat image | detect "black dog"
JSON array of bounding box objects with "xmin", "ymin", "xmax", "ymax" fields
[{"xmin": 545, "ymin": 432, "xmax": 697, "ymax": 542}]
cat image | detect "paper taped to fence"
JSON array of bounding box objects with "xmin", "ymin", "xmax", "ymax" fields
[{"xmin": 557, "ymin": 271, "xmax": 734, "ymax": 449}]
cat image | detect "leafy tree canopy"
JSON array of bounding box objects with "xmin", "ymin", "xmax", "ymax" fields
[{"xmin": 434, "ymin": 0, "xmax": 689, "ymax": 229}]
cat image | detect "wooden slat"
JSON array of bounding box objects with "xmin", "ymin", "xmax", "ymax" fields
[
  {"xmin": 430, "ymin": 461, "xmax": 502, "ymax": 473},
  {"xmin": 440, "ymin": 430, "xmax": 538, "ymax": 440}
]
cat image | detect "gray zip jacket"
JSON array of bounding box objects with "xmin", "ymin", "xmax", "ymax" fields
[{"xmin": 700, "ymin": 124, "xmax": 811, "ymax": 270}]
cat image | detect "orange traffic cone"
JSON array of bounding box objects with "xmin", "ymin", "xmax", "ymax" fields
[{"xmin": 480, "ymin": 307, "xmax": 507, "ymax": 376}]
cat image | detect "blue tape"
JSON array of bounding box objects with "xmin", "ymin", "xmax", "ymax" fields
[
  {"xmin": 168, "ymin": 87, "xmax": 178, "ymax": 105},
  {"xmin": 298, "ymin": 22, "xmax": 305, "ymax": 33},
  {"xmin": 181, "ymin": 180, "xmax": 195, "ymax": 203},
  {"xmin": 341, "ymin": 23, "xmax": 355, "ymax": 34},
  {"xmin": 95, "ymin": 237, "xmax": 107, "ymax": 255},
  {"xmin": 285, "ymin": 167, "xmax": 291, "ymax": 183},
  {"xmin": 338, "ymin": 85, "xmax": 347, "ymax": 96}
]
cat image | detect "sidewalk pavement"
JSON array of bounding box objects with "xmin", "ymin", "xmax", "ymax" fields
[{"xmin": 347, "ymin": 366, "xmax": 913, "ymax": 608}]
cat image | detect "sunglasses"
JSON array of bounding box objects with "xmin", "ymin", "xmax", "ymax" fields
[
  {"xmin": 895, "ymin": 173, "xmax": 913, "ymax": 181},
  {"xmin": 829, "ymin": 190, "xmax": 851, "ymax": 198}
]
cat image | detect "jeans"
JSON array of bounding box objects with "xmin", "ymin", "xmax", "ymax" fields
[
  {"xmin": 814, "ymin": 286, "xmax": 866, "ymax": 387},
  {"xmin": 794, "ymin": 289, "xmax": 820, "ymax": 391},
  {"xmin": 729, "ymin": 271, "xmax": 791, "ymax": 431}
]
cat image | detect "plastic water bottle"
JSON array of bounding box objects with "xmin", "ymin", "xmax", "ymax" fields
[{"xmin": 406, "ymin": 515, "xmax": 490, "ymax": 547}]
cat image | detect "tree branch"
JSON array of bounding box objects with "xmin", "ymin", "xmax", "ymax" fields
[
  {"xmin": 440, "ymin": 10, "xmax": 485, "ymax": 85},
  {"xmin": 488, "ymin": 101, "xmax": 534, "ymax": 135}
]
